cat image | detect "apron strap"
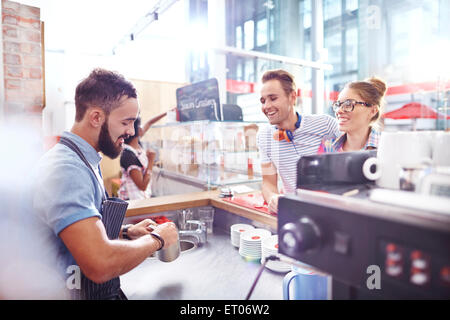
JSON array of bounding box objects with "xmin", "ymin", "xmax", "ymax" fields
[{"xmin": 59, "ymin": 137, "xmax": 108, "ymax": 201}]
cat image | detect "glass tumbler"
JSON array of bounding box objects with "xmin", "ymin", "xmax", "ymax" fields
[{"xmin": 197, "ymin": 207, "xmax": 215, "ymax": 234}]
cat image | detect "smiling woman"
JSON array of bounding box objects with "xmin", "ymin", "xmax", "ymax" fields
[{"xmin": 318, "ymin": 77, "xmax": 387, "ymax": 153}]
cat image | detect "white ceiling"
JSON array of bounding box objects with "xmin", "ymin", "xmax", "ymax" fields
[{"xmin": 16, "ymin": 0, "xmax": 179, "ymax": 55}]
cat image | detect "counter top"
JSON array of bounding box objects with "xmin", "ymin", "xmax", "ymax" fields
[
  {"xmin": 120, "ymin": 228, "xmax": 286, "ymax": 300},
  {"xmin": 153, "ymin": 165, "xmax": 262, "ymax": 189},
  {"xmin": 126, "ymin": 190, "xmax": 277, "ymax": 229}
]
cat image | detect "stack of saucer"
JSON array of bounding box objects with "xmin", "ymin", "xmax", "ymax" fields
[
  {"xmin": 238, "ymin": 228, "xmax": 271, "ymax": 262},
  {"xmin": 230, "ymin": 224, "xmax": 255, "ymax": 248},
  {"xmin": 261, "ymin": 235, "xmax": 291, "ymax": 273}
]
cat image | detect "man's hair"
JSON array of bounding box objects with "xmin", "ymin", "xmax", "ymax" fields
[
  {"xmin": 261, "ymin": 69, "xmax": 297, "ymax": 97},
  {"xmin": 74, "ymin": 68, "xmax": 137, "ymax": 122}
]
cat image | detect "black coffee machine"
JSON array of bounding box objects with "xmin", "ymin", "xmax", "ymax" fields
[
  {"xmin": 296, "ymin": 150, "xmax": 377, "ymax": 196},
  {"xmin": 278, "ymin": 151, "xmax": 450, "ymax": 299}
]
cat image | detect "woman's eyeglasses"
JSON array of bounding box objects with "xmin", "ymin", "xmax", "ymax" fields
[{"xmin": 332, "ymin": 99, "xmax": 372, "ymax": 113}]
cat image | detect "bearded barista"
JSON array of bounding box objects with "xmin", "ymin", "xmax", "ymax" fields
[{"xmin": 30, "ymin": 69, "xmax": 178, "ymax": 299}]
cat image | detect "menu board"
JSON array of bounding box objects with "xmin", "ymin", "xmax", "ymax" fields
[{"xmin": 176, "ymin": 78, "xmax": 222, "ymax": 122}]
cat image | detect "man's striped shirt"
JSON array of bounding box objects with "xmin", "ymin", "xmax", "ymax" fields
[{"xmin": 257, "ymin": 114, "xmax": 340, "ymax": 194}]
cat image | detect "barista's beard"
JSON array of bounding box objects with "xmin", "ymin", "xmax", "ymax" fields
[{"xmin": 98, "ymin": 121, "xmax": 126, "ymax": 159}]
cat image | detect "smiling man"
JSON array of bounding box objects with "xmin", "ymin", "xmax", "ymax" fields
[
  {"xmin": 30, "ymin": 69, "xmax": 178, "ymax": 299},
  {"xmin": 257, "ymin": 69, "xmax": 340, "ymax": 213}
]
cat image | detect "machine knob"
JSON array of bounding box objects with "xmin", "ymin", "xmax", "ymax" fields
[{"xmin": 280, "ymin": 217, "xmax": 321, "ymax": 257}]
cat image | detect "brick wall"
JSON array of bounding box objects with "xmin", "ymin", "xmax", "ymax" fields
[{"xmin": 2, "ymin": 0, "xmax": 43, "ymax": 117}]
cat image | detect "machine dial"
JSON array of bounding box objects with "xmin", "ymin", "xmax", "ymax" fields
[{"xmin": 280, "ymin": 217, "xmax": 322, "ymax": 258}]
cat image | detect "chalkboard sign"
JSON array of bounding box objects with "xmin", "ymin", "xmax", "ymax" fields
[{"xmin": 176, "ymin": 78, "xmax": 222, "ymax": 122}]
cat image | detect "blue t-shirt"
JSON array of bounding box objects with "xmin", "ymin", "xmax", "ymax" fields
[{"xmin": 28, "ymin": 131, "xmax": 104, "ymax": 296}]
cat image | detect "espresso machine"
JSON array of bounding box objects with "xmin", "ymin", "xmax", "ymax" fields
[{"xmin": 277, "ymin": 151, "xmax": 450, "ymax": 299}]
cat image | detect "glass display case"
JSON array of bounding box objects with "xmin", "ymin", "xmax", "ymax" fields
[{"xmin": 142, "ymin": 120, "xmax": 265, "ymax": 192}]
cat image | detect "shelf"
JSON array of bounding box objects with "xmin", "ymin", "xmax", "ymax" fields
[
  {"xmin": 154, "ymin": 165, "xmax": 261, "ymax": 188},
  {"xmin": 151, "ymin": 120, "xmax": 266, "ymax": 128},
  {"xmin": 146, "ymin": 120, "xmax": 263, "ymax": 192}
]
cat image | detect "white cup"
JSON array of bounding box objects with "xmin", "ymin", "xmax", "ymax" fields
[
  {"xmin": 372, "ymin": 132, "xmax": 432, "ymax": 189},
  {"xmin": 433, "ymin": 131, "xmax": 450, "ymax": 167}
]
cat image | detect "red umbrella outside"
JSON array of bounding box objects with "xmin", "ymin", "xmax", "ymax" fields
[
  {"xmin": 382, "ymin": 102, "xmax": 450, "ymax": 130},
  {"xmin": 383, "ymin": 102, "xmax": 450, "ymax": 120}
]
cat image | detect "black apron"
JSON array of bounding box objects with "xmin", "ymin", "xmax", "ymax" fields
[{"xmin": 59, "ymin": 137, "xmax": 129, "ymax": 300}]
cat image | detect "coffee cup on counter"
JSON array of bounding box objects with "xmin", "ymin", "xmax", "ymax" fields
[
  {"xmin": 362, "ymin": 132, "xmax": 433, "ymax": 189},
  {"xmin": 283, "ymin": 263, "xmax": 330, "ymax": 300}
]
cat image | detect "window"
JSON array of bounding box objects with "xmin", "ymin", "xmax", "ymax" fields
[
  {"xmin": 324, "ymin": 0, "xmax": 341, "ymax": 21},
  {"xmin": 325, "ymin": 31, "xmax": 342, "ymax": 74},
  {"xmin": 236, "ymin": 59, "xmax": 243, "ymax": 81},
  {"xmin": 256, "ymin": 17, "xmax": 267, "ymax": 47},
  {"xmin": 244, "ymin": 58, "xmax": 255, "ymax": 82},
  {"xmin": 236, "ymin": 25, "xmax": 243, "ymax": 48},
  {"xmin": 346, "ymin": 0, "xmax": 358, "ymax": 12},
  {"xmin": 302, "ymin": 0, "xmax": 311, "ymax": 29},
  {"xmin": 345, "ymin": 27, "xmax": 357, "ymax": 71},
  {"xmin": 391, "ymin": 8, "xmax": 423, "ymax": 66},
  {"xmin": 244, "ymin": 20, "xmax": 255, "ymax": 50}
]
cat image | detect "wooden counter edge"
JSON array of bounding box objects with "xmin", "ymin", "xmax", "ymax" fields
[
  {"xmin": 125, "ymin": 190, "xmax": 217, "ymax": 216},
  {"xmin": 210, "ymin": 197, "xmax": 277, "ymax": 229},
  {"xmin": 125, "ymin": 190, "xmax": 277, "ymax": 229}
]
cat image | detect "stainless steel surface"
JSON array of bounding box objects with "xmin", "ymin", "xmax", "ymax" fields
[
  {"xmin": 148, "ymin": 224, "xmax": 181, "ymax": 263},
  {"xmin": 177, "ymin": 209, "xmax": 193, "ymax": 230},
  {"xmin": 399, "ymin": 164, "xmax": 430, "ymax": 191},
  {"xmin": 120, "ymin": 229, "xmax": 285, "ymax": 300},
  {"xmin": 149, "ymin": 239, "xmax": 196, "ymax": 258},
  {"xmin": 179, "ymin": 239, "xmax": 196, "ymax": 252},
  {"xmin": 178, "ymin": 220, "xmax": 208, "ymax": 245},
  {"xmin": 156, "ymin": 237, "xmax": 180, "ymax": 263}
]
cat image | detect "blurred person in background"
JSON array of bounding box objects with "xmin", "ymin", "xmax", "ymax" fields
[
  {"xmin": 257, "ymin": 69, "xmax": 340, "ymax": 213},
  {"xmin": 28, "ymin": 68, "xmax": 178, "ymax": 299},
  {"xmin": 118, "ymin": 110, "xmax": 170, "ymax": 201},
  {"xmin": 0, "ymin": 120, "xmax": 67, "ymax": 299},
  {"xmin": 317, "ymin": 77, "xmax": 387, "ymax": 153}
]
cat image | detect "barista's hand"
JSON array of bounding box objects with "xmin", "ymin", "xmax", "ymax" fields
[
  {"xmin": 151, "ymin": 222, "xmax": 178, "ymax": 249},
  {"xmin": 127, "ymin": 219, "xmax": 156, "ymax": 239},
  {"xmin": 268, "ymin": 194, "xmax": 280, "ymax": 214}
]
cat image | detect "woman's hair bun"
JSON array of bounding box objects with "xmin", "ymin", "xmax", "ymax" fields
[{"xmin": 367, "ymin": 77, "xmax": 387, "ymax": 97}]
